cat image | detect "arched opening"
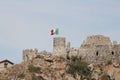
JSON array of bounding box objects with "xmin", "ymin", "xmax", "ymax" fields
[
  {"xmin": 111, "ymin": 51, "xmax": 114, "ymax": 55},
  {"xmin": 96, "ymin": 51, "xmax": 99, "ymax": 56}
]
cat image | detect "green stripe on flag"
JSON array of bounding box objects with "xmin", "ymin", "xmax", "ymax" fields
[{"xmin": 55, "ymin": 28, "xmax": 59, "ymax": 35}]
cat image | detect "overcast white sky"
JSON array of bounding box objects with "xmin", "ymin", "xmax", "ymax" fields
[{"xmin": 0, "ymin": 0, "xmax": 120, "ymax": 63}]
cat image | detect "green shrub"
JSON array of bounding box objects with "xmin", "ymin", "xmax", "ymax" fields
[
  {"xmin": 66, "ymin": 61, "xmax": 91, "ymax": 76},
  {"xmin": 28, "ymin": 64, "xmax": 41, "ymax": 73},
  {"xmin": 18, "ymin": 73, "xmax": 25, "ymax": 79}
]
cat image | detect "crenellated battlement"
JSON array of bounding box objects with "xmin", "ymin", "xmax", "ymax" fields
[
  {"xmin": 23, "ymin": 48, "xmax": 38, "ymax": 53},
  {"xmin": 23, "ymin": 48, "xmax": 38, "ymax": 62}
]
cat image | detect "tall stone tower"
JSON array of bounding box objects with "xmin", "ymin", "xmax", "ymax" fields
[{"xmin": 53, "ymin": 37, "xmax": 66, "ymax": 55}]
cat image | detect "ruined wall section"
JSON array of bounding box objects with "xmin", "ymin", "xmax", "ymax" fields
[
  {"xmin": 68, "ymin": 48, "xmax": 78, "ymax": 58},
  {"xmin": 111, "ymin": 43, "xmax": 120, "ymax": 62},
  {"xmin": 23, "ymin": 48, "xmax": 38, "ymax": 62},
  {"xmin": 81, "ymin": 35, "xmax": 111, "ymax": 48},
  {"xmin": 78, "ymin": 35, "xmax": 116, "ymax": 64}
]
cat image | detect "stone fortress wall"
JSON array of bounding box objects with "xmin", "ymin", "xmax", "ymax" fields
[{"xmin": 23, "ymin": 35, "xmax": 120, "ymax": 64}]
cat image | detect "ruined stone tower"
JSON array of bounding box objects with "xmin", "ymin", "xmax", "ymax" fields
[
  {"xmin": 78, "ymin": 35, "xmax": 120, "ymax": 64},
  {"xmin": 53, "ymin": 37, "xmax": 66, "ymax": 55}
]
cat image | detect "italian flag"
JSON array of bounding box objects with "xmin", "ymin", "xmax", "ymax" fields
[{"xmin": 50, "ymin": 28, "xmax": 59, "ymax": 35}]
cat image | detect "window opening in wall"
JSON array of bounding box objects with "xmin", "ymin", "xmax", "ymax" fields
[
  {"xmin": 111, "ymin": 51, "xmax": 114, "ymax": 55},
  {"xmin": 96, "ymin": 51, "xmax": 99, "ymax": 56},
  {"xmin": 26, "ymin": 55, "xmax": 29, "ymax": 61}
]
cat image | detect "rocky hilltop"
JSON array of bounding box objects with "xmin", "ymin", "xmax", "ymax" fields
[
  {"xmin": 1, "ymin": 52, "xmax": 120, "ymax": 80},
  {"xmin": 1, "ymin": 34, "xmax": 120, "ymax": 80}
]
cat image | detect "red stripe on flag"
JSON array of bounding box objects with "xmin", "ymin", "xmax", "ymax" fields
[{"xmin": 50, "ymin": 29, "xmax": 54, "ymax": 35}]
